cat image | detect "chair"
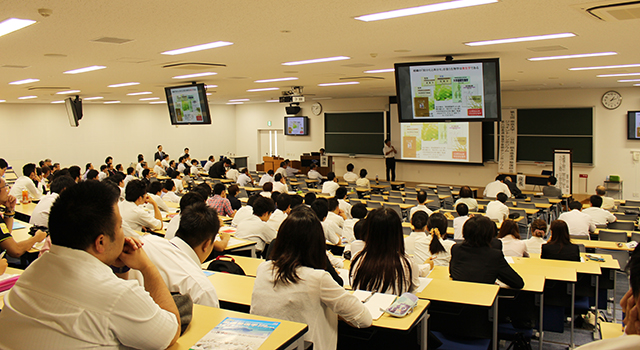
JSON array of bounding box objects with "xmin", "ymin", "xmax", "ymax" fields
[
  {"xmin": 388, "ymin": 196, "xmax": 403, "ymax": 204},
  {"xmin": 607, "ymin": 220, "xmax": 635, "ymax": 231},
  {"xmin": 347, "ymin": 192, "xmax": 359, "ymax": 200},
  {"xmin": 390, "ymin": 190, "xmax": 403, "ymax": 197},
  {"xmin": 598, "ymin": 230, "xmax": 628, "ymax": 242},
  {"xmin": 632, "ymin": 232, "xmax": 640, "ymax": 243},
  {"xmin": 595, "ymin": 248, "xmax": 630, "ymax": 271},
  {"xmin": 370, "ymin": 194, "xmax": 384, "ymax": 202},
  {"xmin": 427, "ymin": 195, "xmax": 441, "ymax": 211},
  {"xmin": 477, "ymin": 199, "xmax": 491, "ymax": 206},
  {"xmin": 431, "ymin": 331, "xmax": 491, "ymax": 350},
  {"xmin": 367, "ymin": 201, "xmax": 382, "ymax": 209},
  {"xmin": 532, "ymin": 197, "xmax": 550, "ymax": 204},
  {"xmin": 405, "ymin": 198, "xmax": 419, "ymax": 205},
  {"xmin": 437, "ymin": 185, "xmax": 453, "ymax": 197},
  {"xmin": 625, "ymin": 200, "xmax": 640, "ymax": 207},
  {"xmin": 614, "ymin": 213, "xmax": 638, "ymax": 221},
  {"xmin": 238, "ymin": 188, "xmax": 249, "ymax": 198},
  {"xmin": 297, "ymin": 180, "xmax": 308, "ymax": 189},
  {"xmin": 402, "ymin": 225, "xmax": 411, "ymax": 236},
  {"xmin": 619, "ymin": 206, "xmax": 640, "ymax": 215},
  {"xmin": 516, "ymin": 202, "xmax": 536, "ymax": 209},
  {"xmin": 425, "ymin": 187, "xmax": 437, "ymax": 196},
  {"xmin": 385, "ymin": 203, "xmax": 403, "ymax": 221}
]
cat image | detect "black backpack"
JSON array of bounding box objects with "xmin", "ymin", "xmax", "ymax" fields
[
  {"xmin": 506, "ymin": 332, "xmax": 532, "ymax": 350},
  {"xmin": 207, "ymin": 255, "xmax": 246, "ymax": 275}
]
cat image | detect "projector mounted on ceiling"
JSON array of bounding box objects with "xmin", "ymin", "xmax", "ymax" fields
[{"xmin": 279, "ymin": 86, "xmax": 305, "ymax": 103}]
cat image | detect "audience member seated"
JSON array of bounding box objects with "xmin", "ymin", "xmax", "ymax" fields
[
  {"xmin": 161, "ymin": 180, "xmax": 180, "ymax": 203},
  {"xmin": 486, "ymin": 192, "xmax": 510, "ymax": 223},
  {"xmin": 227, "ymin": 184, "xmax": 242, "ymax": 211},
  {"xmin": 207, "ymin": 183, "xmax": 235, "ymax": 218},
  {"xmin": 275, "ymin": 161, "xmax": 287, "ymax": 179},
  {"xmin": 542, "ymin": 175, "xmax": 563, "ymax": 198},
  {"xmin": 258, "ymin": 169, "xmax": 275, "ymax": 186},
  {"xmin": 189, "ymin": 159, "xmax": 200, "ymax": 176},
  {"xmin": 129, "ymin": 202, "xmax": 220, "ymax": 307},
  {"xmin": 97, "ymin": 165, "xmax": 108, "ymax": 181},
  {"xmin": 343, "ymin": 163, "xmax": 358, "ymax": 182},
  {"xmin": 209, "ymin": 158, "xmax": 231, "ymax": 179},
  {"xmin": 146, "ymin": 181, "xmax": 171, "ymax": 213},
  {"xmin": 304, "ymin": 192, "xmax": 316, "ymax": 206},
  {"xmin": 524, "ymin": 219, "xmax": 547, "ymax": 255},
  {"xmin": 453, "ymin": 203, "xmax": 471, "ymax": 240},
  {"xmin": 9, "ymin": 163, "xmax": 43, "ymax": 201},
  {"xmin": 124, "ymin": 166, "xmax": 136, "ymax": 186},
  {"xmin": 409, "ymin": 190, "xmax": 434, "ymax": 220},
  {"xmin": 326, "ymin": 198, "xmax": 346, "ymax": 229},
  {"xmin": 454, "ymin": 185, "xmax": 478, "ymax": 212},
  {"xmin": 30, "ymin": 175, "xmax": 76, "ymax": 227},
  {"xmin": 119, "ymin": 180, "xmax": 163, "ymax": 232},
  {"xmin": 272, "ymin": 173, "xmax": 288, "ymax": 193},
  {"xmin": 321, "ymin": 172, "xmax": 340, "ymax": 197},
  {"xmin": 503, "ymin": 176, "xmax": 524, "ymax": 198},
  {"xmin": 154, "ymin": 160, "xmax": 166, "ymax": 177},
  {"xmin": 86, "ymin": 169, "xmax": 99, "ymax": 181},
  {"xmin": 0, "ymin": 181, "xmax": 181, "ymax": 349},
  {"xmin": 541, "ymin": 220, "xmax": 580, "ymax": 261},
  {"xmin": 82, "ymin": 162, "xmax": 93, "ymax": 180},
  {"xmin": 350, "ymin": 207, "xmax": 419, "ymax": 294},
  {"xmin": 166, "ymin": 192, "xmax": 204, "ymax": 240},
  {"xmin": 583, "ymin": 195, "xmax": 616, "ymax": 226},
  {"xmin": 226, "ymin": 164, "xmax": 239, "ymax": 182},
  {"xmin": 260, "ymin": 182, "xmax": 273, "ymax": 198},
  {"xmin": 284, "ymin": 159, "xmax": 299, "ymax": 178},
  {"xmin": 405, "ymin": 212, "xmax": 444, "ymax": 276},
  {"xmin": 251, "ymin": 206, "xmax": 372, "ymax": 350},
  {"xmin": 483, "ymin": 175, "xmax": 511, "ymax": 198},
  {"xmin": 307, "ymin": 163, "xmax": 324, "ymax": 182},
  {"xmin": 335, "ymin": 187, "xmax": 352, "ymax": 219},
  {"xmin": 557, "ymin": 200, "xmax": 595, "ymax": 239},
  {"xmin": 203, "ymin": 155, "xmax": 215, "ymax": 173},
  {"xmin": 267, "ymin": 193, "xmax": 290, "ymax": 233},
  {"xmin": 235, "ymin": 196, "xmax": 276, "ymax": 255},
  {"xmin": 349, "ymin": 219, "xmax": 367, "ymax": 259},
  {"xmin": 595, "ymin": 185, "xmax": 615, "ymax": 211},
  {"xmin": 355, "ymin": 168, "xmax": 370, "ymax": 189},
  {"xmin": 176, "ymin": 156, "xmax": 187, "ymax": 175},
  {"xmin": 311, "ymin": 198, "xmax": 341, "ymax": 245},
  {"xmin": 498, "ymin": 220, "xmax": 529, "ymax": 257},
  {"xmin": 232, "ymin": 194, "xmax": 258, "ymax": 227},
  {"xmin": 237, "ymin": 168, "xmax": 253, "ymax": 187},
  {"xmin": 343, "ymin": 203, "xmax": 367, "ymax": 243}
]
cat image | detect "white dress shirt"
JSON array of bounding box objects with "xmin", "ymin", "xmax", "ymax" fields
[
  {"xmin": 177, "ymin": 162, "xmax": 186, "ymax": 174},
  {"xmin": 147, "ymin": 193, "xmax": 170, "ymax": 212},
  {"xmin": 500, "ymin": 235, "xmax": 529, "ymax": 257},
  {"xmin": 326, "ymin": 211, "xmax": 345, "ymax": 229},
  {"xmin": 322, "ymin": 181, "xmax": 340, "ymax": 197},
  {"xmin": 350, "ymin": 240, "xmax": 365, "ymax": 258},
  {"xmin": 342, "ymin": 218, "xmax": 358, "ymax": 243},
  {"xmin": 483, "ymin": 180, "xmax": 511, "ymax": 198},
  {"xmin": 343, "ymin": 172, "xmax": 358, "ymax": 182},
  {"xmin": 123, "ymin": 174, "xmax": 136, "ymax": 186},
  {"xmin": 454, "ymin": 197, "xmax": 478, "ymax": 212},
  {"xmin": 0, "ymin": 245, "xmax": 177, "ymax": 350},
  {"xmin": 226, "ymin": 168, "xmax": 240, "ymax": 182},
  {"xmin": 161, "ymin": 159, "xmax": 170, "ymax": 169},
  {"xmin": 136, "ymin": 162, "xmax": 144, "ymax": 176},
  {"xmin": 383, "ymin": 144, "xmax": 396, "ymax": 158},
  {"xmin": 266, "ymin": 209, "xmax": 287, "ymax": 233},
  {"xmin": 9, "ymin": 176, "xmax": 43, "ymax": 201},
  {"xmin": 405, "ymin": 232, "xmax": 454, "ymax": 267},
  {"xmin": 355, "ymin": 177, "xmax": 370, "ymax": 189},
  {"xmin": 338, "ymin": 199, "xmax": 352, "ymax": 219},
  {"xmin": 203, "ymin": 160, "xmax": 214, "ymax": 172},
  {"xmin": 558, "ymin": 209, "xmax": 596, "ymax": 238},
  {"xmin": 453, "ymin": 215, "xmax": 470, "ymax": 239},
  {"xmin": 162, "ymin": 190, "xmax": 180, "ymax": 203},
  {"xmin": 165, "ymin": 213, "xmax": 180, "ymax": 240},
  {"xmin": 308, "ymin": 169, "xmax": 324, "ymax": 181},
  {"xmin": 273, "ymin": 181, "xmax": 288, "ymax": 193},
  {"xmin": 583, "ymin": 207, "xmax": 616, "ymax": 226},
  {"xmin": 154, "ymin": 165, "xmax": 166, "ymax": 177},
  {"xmin": 275, "ymin": 167, "xmax": 287, "ymax": 178},
  {"xmin": 172, "ymin": 178, "xmax": 184, "ymax": 193},
  {"xmin": 119, "ymin": 200, "xmax": 162, "ymax": 231},
  {"xmin": 98, "ymin": 172, "xmax": 108, "ymax": 181},
  {"xmin": 29, "ymin": 192, "xmax": 58, "ymax": 227},
  {"xmin": 601, "ymin": 196, "xmax": 615, "ymax": 210},
  {"xmin": 322, "ymin": 220, "xmax": 342, "ymax": 245},
  {"xmin": 231, "ymin": 205, "xmax": 253, "ymax": 227},
  {"xmin": 285, "ymin": 166, "xmax": 299, "ymax": 178},
  {"xmin": 235, "ymin": 215, "xmax": 277, "ymax": 251},
  {"xmin": 129, "ymin": 235, "xmax": 219, "ymax": 307},
  {"xmin": 524, "ymin": 236, "xmax": 546, "ymax": 255},
  {"xmin": 259, "ymin": 174, "xmax": 274, "ymax": 186},
  {"xmin": 251, "ymin": 261, "xmax": 372, "ymax": 350},
  {"xmin": 237, "ymin": 173, "xmax": 252, "ymax": 187},
  {"xmin": 190, "ymin": 165, "xmax": 199, "ymax": 176},
  {"xmin": 409, "ymin": 204, "xmax": 434, "ymax": 220},
  {"xmin": 486, "ymin": 200, "xmax": 509, "ymax": 223}
]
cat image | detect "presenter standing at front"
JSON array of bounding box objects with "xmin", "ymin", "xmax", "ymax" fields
[{"xmin": 383, "ymin": 139, "xmax": 397, "ymax": 181}]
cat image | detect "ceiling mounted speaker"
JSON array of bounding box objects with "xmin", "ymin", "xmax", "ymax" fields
[{"xmin": 286, "ymin": 105, "xmax": 301, "ymax": 115}]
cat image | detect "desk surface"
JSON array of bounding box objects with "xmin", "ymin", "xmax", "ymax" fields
[
  {"xmin": 415, "ymin": 278, "xmax": 499, "ymax": 307},
  {"xmin": 0, "ymin": 267, "xmax": 25, "ymax": 308},
  {"xmin": 167, "ymin": 304, "xmax": 308, "ymax": 350},
  {"xmin": 511, "ymin": 256, "xmax": 601, "ymax": 275},
  {"xmin": 508, "ymin": 263, "xmax": 577, "ymax": 282},
  {"xmin": 572, "ymin": 239, "xmax": 634, "ymax": 251},
  {"xmin": 13, "ymin": 202, "xmax": 38, "ymax": 217},
  {"xmin": 528, "ymin": 252, "xmax": 621, "ymax": 270},
  {"xmin": 427, "ymin": 265, "xmax": 545, "ymax": 293},
  {"xmin": 11, "ymin": 220, "xmax": 43, "ymax": 253},
  {"xmin": 206, "ymin": 255, "xmax": 264, "ymax": 277}
]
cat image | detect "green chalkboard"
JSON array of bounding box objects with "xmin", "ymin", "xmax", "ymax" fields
[{"xmin": 325, "ymin": 112, "xmax": 385, "ymax": 155}]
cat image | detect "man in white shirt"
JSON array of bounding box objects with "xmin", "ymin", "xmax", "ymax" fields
[
  {"xmin": 226, "ymin": 164, "xmax": 240, "ymax": 183},
  {"xmin": 453, "ymin": 203, "xmax": 471, "ymax": 240},
  {"xmin": 161, "ymin": 154, "xmax": 171, "ymax": 170},
  {"xmin": 321, "ymin": 172, "xmax": 340, "ymax": 197},
  {"xmin": 383, "ymin": 139, "xmax": 397, "ymax": 182},
  {"xmin": 311, "ymin": 198, "xmax": 341, "ymax": 245},
  {"xmin": 235, "ymin": 196, "xmax": 276, "ymax": 254},
  {"xmin": 181, "ymin": 147, "xmax": 190, "ymax": 160},
  {"xmin": 176, "ymin": 156, "xmax": 187, "ymax": 174},
  {"xmin": 267, "ymin": 193, "xmax": 290, "ymax": 233},
  {"xmin": 596, "ymin": 185, "xmax": 616, "ymax": 211},
  {"xmin": 272, "ymin": 173, "xmax": 288, "ymax": 193},
  {"xmin": 237, "ymin": 168, "xmax": 253, "ymax": 187},
  {"xmin": 119, "ymin": 179, "xmax": 163, "ymax": 232},
  {"xmin": 259, "ymin": 169, "xmax": 275, "ymax": 186},
  {"xmin": 135, "ymin": 154, "xmax": 145, "ymax": 176},
  {"xmin": 232, "ymin": 194, "xmax": 258, "ymax": 227},
  {"xmin": 130, "ymin": 202, "xmax": 220, "ymax": 307},
  {"xmin": 275, "ymin": 161, "xmax": 287, "ymax": 179},
  {"xmin": 558, "ymin": 200, "xmax": 596, "ymax": 238},
  {"xmin": 343, "ymin": 203, "xmax": 367, "ymax": 243},
  {"xmin": 30, "ymin": 175, "xmax": 76, "ymax": 227},
  {"xmin": 146, "ymin": 181, "xmax": 171, "ymax": 213},
  {"xmin": 154, "ymin": 160, "xmax": 166, "ymax": 177},
  {"xmin": 483, "ymin": 175, "xmax": 512, "ymax": 198},
  {"xmin": 485, "ymin": 192, "xmax": 510, "ymax": 223},
  {"xmin": 203, "ymin": 155, "xmax": 215, "ymax": 173},
  {"xmin": 9, "ymin": 163, "xmax": 43, "ymax": 201},
  {"xmin": 307, "ymin": 163, "xmax": 324, "ymax": 182},
  {"xmin": 335, "ymin": 187, "xmax": 352, "ymax": 219},
  {"xmin": 161, "ymin": 180, "xmax": 181, "ymax": 203},
  {"xmin": 189, "ymin": 159, "xmax": 200, "ymax": 176},
  {"xmin": 98, "ymin": 164, "xmax": 109, "ymax": 181},
  {"xmin": 409, "ymin": 191, "xmax": 434, "ymax": 220},
  {"xmin": 0, "ymin": 180, "xmax": 181, "ymax": 349},
  {"xmin": 123, "ymin": 167, "xmax": 136, "ymax": 186},
  {"xmin": 343, "ymin": 163, "xmax": 358, "ymax": 183},
  {"xmin": 326, "ymin": 198, "xmax": 346, "ymax": 229},
  {"xmin": 284, "ymin": 159, "xmax": 300, "ymax": 178},
  {"xmin": 583, "ymin": 195, "xmax": 616, "ymax": 226}
]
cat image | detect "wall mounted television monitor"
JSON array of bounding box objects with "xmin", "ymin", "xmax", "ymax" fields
[
  {"xmin": 284, "ymin": 116, "xmax": 309, "ymax": 136},
  {"xmin": 627, "ymin": 111, "xmax": 640, "ymax": 140},
  {"xmin": 165, "ymin": 83, "xmax": 211, "ymax": 125},
  {"xmin": 64, "ymin": 96, "xmax": 83, "ymax": 127},
  {"xmin": 395, "ymin": 58, "xmax": 501, "ymax": 123}
]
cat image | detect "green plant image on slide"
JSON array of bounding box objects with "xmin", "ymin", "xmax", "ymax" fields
[
  {"xmin": 421, "ymin": 124, "xmax": 439, "ymax": 141},
  {"xmin": 434, "ymin": 84, "xmax": 452, "ymax": 101}
]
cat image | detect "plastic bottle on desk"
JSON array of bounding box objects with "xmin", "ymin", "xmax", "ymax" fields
[
  {"xmin": 21, "ymin": 189, "xmax": 30, "ymax": 204},
  {"xmin": 375, "ymin": 175, "xmax": 379, "ymax": 184}
]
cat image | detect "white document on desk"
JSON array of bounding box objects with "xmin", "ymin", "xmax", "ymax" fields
[
  {"xmin": 353, "ymin": 290, "xmax": 396, "ymax": 320},
  {"xmin": 224, "ymin": 237, "xmax": 250, "ymax": 247},
  {"xmin": 504, "ymin": 256, "xmax": 515, "ymax": 264},
  {"xmin": 416, "ymin": 277, "xmax": 432, "ymax": 293}
]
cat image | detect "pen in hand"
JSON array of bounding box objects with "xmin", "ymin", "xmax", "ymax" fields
[{"xmin": 362, "ymin": 291, "xmax": 376, "ymax": 303}]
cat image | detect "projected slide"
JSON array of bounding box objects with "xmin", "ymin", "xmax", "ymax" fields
[
  {"xmin": 286, "ymin": 117, "xmax": 306, "ymax": 135},
  {"xmin": 409, "ymin": 62, "xmax": 485, "ymax": 119},
  {"xmin": 401, "ymin": 122, "xmax": 469, "ymax": 162},
  {"xmin": 169, "ymin": 86, "xmax": 203, "ymax": 123}
]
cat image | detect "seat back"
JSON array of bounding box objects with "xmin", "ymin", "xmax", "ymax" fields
[
  {"xmin": 625, "ymin": 200, "xmax": 640, "ymax": 207},
  {"xmin": 370, "ymin": 194, "xmax": 384, "ymax": 202},
  {"xmin": 388, "ymin": 196, "xmax": 404, "ymax": 204},
  {"xmin": 402, "ymin": 225, "xmax": 411, "ymax": 236},
  {"xmin": 614, "ymin": 213, "xmax": 638, "ymax": 221},
  {"xmin": 532, "ymin": 197, "xmax": 550, "ymax": 204},
  {"xmin": 516, "ymin": 202, "xmax": 536, "ymax": 209},
  {"xmin": 238, "ymin": 188, "xmax": 249, "ymax": 198},
  {"xmin": 598, "ymin": 230, "xmax": 628, "ymax": 242},
  {"xmin": 367, "ymin": 200, "xmax": 382, "ymax": 209},
  {"xmin": 405, "ymin": 198, "xmax": 419, "ymax": 205},
  {"xmin": 632, "ymin": 232, "xmax": 640, "ymax": 243},
  {"xmin": 385, "ymin": 203, "xmax": 403, "ymax": 220},
  {"xmin": 595, "ymin": 248, "xmax": 630, "ymax": 271},
  {"xmin": 437, "ymin": 185, "xmax": 452, "ymax": 196},
  {"xmin": 607, "ymin": 220, "xmax": 634, "ymax": 231}
]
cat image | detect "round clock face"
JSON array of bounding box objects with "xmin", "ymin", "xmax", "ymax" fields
[
  {"xmin": 311, "ymin": 102, "xmax": 322, "ymax": 116},
  {"xmin": 602, "ymin": 91, "xmax": 622, "ymax": 110}
]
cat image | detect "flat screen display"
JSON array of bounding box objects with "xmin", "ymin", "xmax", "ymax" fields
[
  {"xmin": 285, "ymin": 116, "xmax": 309, "ymax": 136},
  {"xmin": 165, "ymin": 83, "xmax": 211, "ymax": 125},
  {"xmin": 395, "ymin": 58, "xmax": 501, "ymax": 123},
  {"xmin": 627, "ymin": 111, "xmax": 640, "ymax": 140}
]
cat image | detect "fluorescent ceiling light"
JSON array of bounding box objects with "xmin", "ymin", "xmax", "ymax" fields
[
  {"xmin": 364, "ymin": 68, "xmax": 394, "ymax": 73},
  {"xmin": 108, "ymin": 82, "xmax": 140, "ymax": 88},
  {"xmin": 283, "ymin": 56, "xmax": 350, "ymax": 66},
  {"xmin": 465, "ymin": 32, "xmax": 576, "ymax": 46},
  {"xmin": 597, "ymin": 72, "xmax": 640, "ymax": 78},
  {"xmin": 355, "ymin": 0, "xmax": 497, "ymax": 22},
  {"xmin": 247, "ymin": 87, "xmax": 279, "ymax": 92},
  {"xmin": 570, "ymin": 63, "xmax": 640, "ymax": 71},
  {"xmin": 206, "ymin": 93, "xmax": 212, "ymax": 96},
  {"xmin": 528, "ymin": 52, "xmax": 617, "ymax": 61},
  {"xmin": 127, "ymin": 91, "xmax": 152, "ymax": 96},
  {"xmin": 635, "ymin": 84, "xmax": 640, "ymax": 86},
  {"xmin": 83, "ymin": 96, "xmax": 104, "ymax": 100},
  {"xmin": 227, "ymin": 102, "xmax": 243, "ymax": 105},
  {"xmin": 18, "ymin": 95, "xmax": 37, "ymax": 99},
  {"xmin": 254, "ymin": 77, "xmax": 298, "ymax": 83},
  {"xmin": 161, "ymin": 41, "xmax": 233, "ymax": 55},
  {"xmin": 205, "ymin": 85, "xmax": 218, "ymax": 89},
  {"xmin": 172, "ymin": 72, "xmax": 217, "ymax": 79},
  {"xmin": 318, "ymin": 82, "xmax": 360, "ymax": 86},
  {"xmin": 51, "ymin": 100, "xmax": 65, "ymax": 104},
  {"xmin": 229, "ymin": 99, "xmax": 249, "ymax": 102},
  {"xmin": 0, "ymin": 18, "xmax": 36, "ymax": 38},
  {"xmin": 0, "ymin": 100, "xmax": 6, "ymax": 103},
  {"xmin": 139, "ymin": 97, "xmax": 160, "ymax": 101},
  {"xmin": 63, "ymin": 65, "xmax": 106, "ymax": 74},
  {"xmin": 149, "ymin": 101, "xmax": 166, "ymax": 104},
  {"xmin": 618, "ymin": 79, "xmax": 640, "ymax": 83},
  {"xmin": 104, "ymin": 100, "xmax": 121, "ymax": 104},
  {"xmin": 266, "ymin": 100, "xmax": 279, "ymax": 103},
  {"xmin": 56, "ymin": 90, "xmax": 80, "ymax": 95},
  {"xmin": 9, "ymin": 78, "xmax": 39, "ymax": 85}
]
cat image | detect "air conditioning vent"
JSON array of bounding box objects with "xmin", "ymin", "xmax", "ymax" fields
[
  {"xmin": 587, "ymin": 1, "xmax": 640, "ymax": 21},
  {"xmin": 91, "ymin": 37, "xmax": 133, "ymax": 44}
]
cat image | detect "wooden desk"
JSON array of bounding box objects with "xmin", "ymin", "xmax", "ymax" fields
[
  {"xmin": 572, "ymin": 239, "xmax": 634, "ymax": 251},
  {"xmin": 206, "ymin": 255, "xmax": 264, "ymax": 277},
  {"xmin": 477, "ymin": 205, "xmax": 540, "ymax": 215},
  {"xmin": 511, "ymin": 256, "xmax": 600, "ymax": 275},
  {"xmin": 167, "ymin": 304, "xmax": 308, "ymax": 350},
  {"xmin": 11, "ymin": 221, "xmax": 42, "ymax": 253},
  {"xmin": 593, "ymin": 228, "xmax": 634, "ymax": 238},
  {"xmin": 427, "ymin": 266, "xmax": 544, "ymax": 293},
  {"xmin": 599, "ymin": 321, "xmax": 624, "ymax": 340},
  {"xmin": 416, "ymin": 278, "xmax": 498, "ymax": 307},
  {"xmin": 13, "ymin": 202, "xmax": 37, "ymax": 218},
  {"xmin": 0, "ymin": 267, "xmax": 25, "ymax": 309}
]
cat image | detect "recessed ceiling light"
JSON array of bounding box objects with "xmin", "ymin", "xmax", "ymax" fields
[
  {"xmin": 227, "ymin": 102, "xmax": 243, "ymax": 105},
  {"xmin": 229, "ymin": 99, "xmax": 249, "ymax": 102},
  {"xmin": 104, "ymin": 100, "xmax": 121, "ymax": 104},
  {"xmin": 18, "ymin": 95, "xmax": 37, "ymax": 99},
  {"xmin": 266, "ymin": 100, "xmax": 279, "ymax": 103},
  {"xmin": 127, "ymin": 91, "xmax": 152, "ymax": 96},
  {"xmin": 528, "ymin": 52, "xmax": 617, "ymax": 61},
  {"xmin": 618, "ymin": 79, "xmax": 640, "ymax": 83},
  {"xmin": 0, "ymin": 18, "xmax": 36, "ymax": 38},
  {"xmin": 283, "ymin": 56, "xmax": 350, "ymax": 66},
  {"xmin": 63, "ymin": 65, "xmax": 106, "ymax": 74},
  {"xmin": 318, "ymin": 82, "xmax": 360, "ymax": 86},
  {"xmin": 108, "ymin": 82, "xmax": 140, "ymax": 88},
  {"xmin": 83, "ymin": 96, "xmax": 104, "ymax": 100},
  {"xmin": 205, "ymin": 85, "xmax": 218, "ymax": 89},
  {"xmin": 149, "ymin": 101, "xmax": 166, "ymax": 104},
  {"xmin": 9, "ymin": 78, "xmax": 39, "ymax": 85},
  {"xmin": 51, "ymin": 100, "xmax": 65, "ymax": 104},
  {"xmin": 364, "ymin": 68, "xmax": 394, "ymax": 73},
  {"xmin": 465, "ymin": 33, "xmax": 576, "ymax": 46},
  {"xmin": 161, "ymin": 41, "xmax": 233, "ymax": 55},
  {"xmin": 56, "ymin": 90, "xmax": 80, "ymax": 95},
  {"xmin": 597, "ymin": 72, "xmax": 640, "ymax": 78},
  {"xmin": 140, "ymin": 97, "xmax": 160, "ymax": 101},
  {"xmin": 355, "ymin": 0, "xmax": 497, "ymax": 22},
  {"xmin": 172, "ymin": 72, "xmax": 217, "ymax": 79},
  {"xmin": 254, "ymin": 77, "xmax": 298, "ymax": 83},
  {"xmin": 247, "ymin": 87, "xmax": 279, "ymax": 92},
  {"xmin": 570, "ymin": 63, "xmax": 640, "ymax": 71}
]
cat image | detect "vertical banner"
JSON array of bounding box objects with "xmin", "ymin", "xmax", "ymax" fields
[
  {"xmin": 498, "ymin": 109, "xmax": 517, "ymax": 173},
  {"xmin": 553, "ymin": 149, "xmax": 573, "ymax": 195},
  {"xmin": 320, "ymin": 155, "xmax": 328, "ymax": 167}
]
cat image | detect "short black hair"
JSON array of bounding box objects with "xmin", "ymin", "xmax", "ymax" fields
[
  {"xmin": 589, "ymin": 195, "xmax": 603, "ymax": 208},
  {"xmin": 213, "ymin": 183, "xmax": 226, "ymax": 195},
  {"xmin": 569, "ymin": 200, "xmax": 582, "ymax": 210},
  {"xmin": 359, "ymin": 169, "xmax": 368, "ymax": 178},
  {"xmin": 22, "ymin": 163, "xmax": 36, "ymax": 177},
  {"xmin": 142, "ymin": 169, "xmax": 150, "ymax": 178},
  {"xmin": 147, "ymin": 181, "xmax": 163, "ymax": 195},
  {"xmin": 347, "ymin": 163, "xmax": 354, "ymax": 172},
  {"xmin": 158, "ymin": 145, "xmax": 162, "ymax": 149},
  {"xmin": 85, "ymin": 163, "xmax": 93, "ymax": 171},
  {"xmin": 224, "ymin": 159, "xmax": 231, "ymax": 165},
  {"xmin": 310, "ymin": 163, "xmax": 317, "ymax": 169},
  {"xmin": 247, "ymin": 194, "xmax": 260, "ymax": 207},
  {"xmin": 310, "ymin": 198, "xmax": 329, "ymax": 221},
  {"xmin": 274, "ymin": 173, "xmax": 283, "ymax": 182},
  {"xmin": 263, "ymin": 182, "xmax": 273, "ymax": 192},
  {"xmin": 50, "ymin": 175, "xmax": 76, "ymax": 194},
  {"xmin": 68, "ymin": 166, "xmax": 81, "ymax": 180},
  {"xmin": 267, "ymin": 169, "xmax": 274, "ymax": 175},
  {"xmin": 304, "ymin": 192, "xmax": 316, "ymax": 205},
  {"xmin": 290, "ymin": 194, "xmax": 303, "ymax": 208},
  {"xmin": 208, "ymin": 155, "xmax": 214, "ymax": 161},
  {"xmin": 280, "ymin": 161, "xmax": 286, "ymax": 167},
  {"xmin": 351, "ymin": 203, "xmax": 368, "ymax": 219},
  {"xmin": 417, "ymin": 191, "xmax": 427, "ymax": 204},
  {"xmin": 252, "ymin": 196, "xmax": 275, "ymax": 217},
  {"xmin": 328, "ymin": 198, "xmax": 339, "ymax": 212},
  {"xmin": 327, "ymin": 172, "xmax": 336, "ymax": 181},
  {"xmin": 163, "ymin": 180, "xmax": 175, "ymax": 191},
  {"xmin": 86, "ymin": 169, "xmax": 99, "ymax": 180},
  {"xmin": 193, "ymin": 183, "xmax": 212, "ymax": 199},
  {"xmin": 459, "ymin": 186, "xmax": 473, "ymax": 198},
  {"xmin": 100, "ymin": 164, "xmax": 108, "ymax": 171},
  {"xmin": 411, "ymin": 211, "xmax": 428, "ymax": 230},
  {"xmin": 335, "ymin": 187, "xmax": 347, "ymax": 199},
  {"xmin": 228, "ymin": 184, "xmax": 239, "ymax": 197},
  {"xmin": 125, "ymin": 179, "xmax": 147, "ymax": 202},
  {"xmin": 276, "ymin": 193, "xmax": 291, "ymax": 211},
  {"xmin": 191, "ymin": 159, "xmax": 199, "ymax": 165},
  {"xmin": 115, "ymin": 164, "xmax": 123, "ymax": 171},
  {"xmin": 110, "ymin": 173, "xmax": 124, "ymax": 185},
  {"xmin": 176, "ymin": 202, "xmax": 220, "ymax": 249},
  {"xmin": 241, "ymin": 168, "xmax": 249, "ymax": 174},
  {"xmin": 462, "ymin": 216, "xmax": 495, "ymax": 247},
  {"xmin": 127, "ymin": 167, "xmax": 135, "ymax": 175},
  {"xmin": 105, "ymin": 156, "xmax": 113, "ymax": 164},
  {"xmin": 496, "ymin": 192, "xmax": 508, "ymax": 203},
  {"xmin": 0, "ymin": 158, "xmax": 7, "ymax": 169},
  {"xmin": 49, "ymin": 181, "xmax": 120, "ymax": 250},
  {"xmin": 138, "ymin": 154, "xmax": 144, "ymax": 162},
  {"xmin": 548, "ymin": 176, "xmax": 557, "ymax": 185},
  {"xmin": 179, "ymin": 192, "xmax": 205, "ymax": 211},
  {"xmin": 353, "ymin": 219, "xmax": 366, "ymax": 240},
  {"xmin": 456, "ymin": 203, "xmax": 469, "ymax": 216}
]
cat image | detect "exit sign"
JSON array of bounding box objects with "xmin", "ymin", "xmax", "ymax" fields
[{"xmin": 579, "ymin": 174, "xmax": 588, "ymax": 178}]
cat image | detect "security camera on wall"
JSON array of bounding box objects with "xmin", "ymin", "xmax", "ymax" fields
[{"xmin": 285, "ymin": 103, "xmax": 301, "ymax": 115}]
